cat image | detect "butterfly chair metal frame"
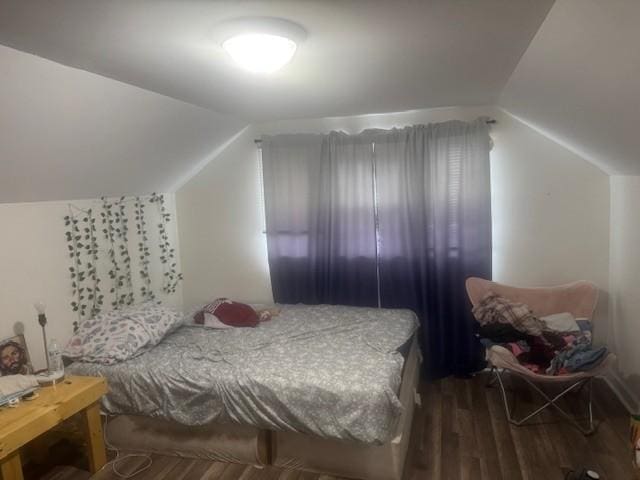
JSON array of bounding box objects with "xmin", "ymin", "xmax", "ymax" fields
[
  {"xmin": 486, "ymin": 366, "xmax": 595, "ymax": 435},
  {"xmin": 465, "ymin": 277, "xmax": 615, "ymax": 436}
]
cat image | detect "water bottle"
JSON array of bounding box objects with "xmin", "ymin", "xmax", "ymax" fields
[{"xmin": 48, "ymin": 338, "xmax": 65, "ymax": 380}]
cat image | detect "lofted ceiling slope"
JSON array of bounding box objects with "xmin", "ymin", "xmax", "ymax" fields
[
  {"xmin": 500, "ymin": 0, "xmax": 640, "ymax": 175},
  {"xmin": 0, "ymin": 0, "xmax": 554, "ymax": 122},
  {"xmin": 0, "ymin": 45, "xmax": 246, "ymax": 203},
  {"xmin": 5, "ymin": 0, "xmax": 639, "ymax": 202}
]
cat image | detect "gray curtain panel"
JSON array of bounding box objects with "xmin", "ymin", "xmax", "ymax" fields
[
  {"xmin": 372, "ymin": 120, "xmax": 492, "ymax": 377},
  {"xmin": 261, "ymin": 119, "xmax": 492, "ymax": 377},
  {"xmin": 261, "ymin": 132, "xmax": 378, "ymax": 306}
]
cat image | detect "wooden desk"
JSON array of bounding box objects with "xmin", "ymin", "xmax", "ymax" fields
[{"xmin": 0, "ymin": 376, "xmax": 108, "ymax": 480}]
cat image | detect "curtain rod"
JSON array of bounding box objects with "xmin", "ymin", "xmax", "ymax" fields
[{"xmin": 254, "ymin": 118, "xmax": 496, "ymax": 145}]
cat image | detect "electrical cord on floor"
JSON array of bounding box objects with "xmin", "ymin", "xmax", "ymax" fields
[{"xmin": 101, "ymin": 415, "xmax": 153, "ymax": 479}]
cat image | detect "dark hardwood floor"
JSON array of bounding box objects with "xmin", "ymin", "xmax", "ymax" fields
[
  {"xmin": 413, "ymin": 373, "xmax": 636, "ymax": 480},
  {"xmin": 36, "ymin": 372, "xmax": 639, "ymax": 480}
]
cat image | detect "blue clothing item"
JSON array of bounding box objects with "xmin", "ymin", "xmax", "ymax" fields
[
  {"xmin": 565, "ymin": 345, "xmax": 607, "ymax": 372},
  {"xmin": 546, "ymin": 343, "xmax": 608, "ymax": 375}
]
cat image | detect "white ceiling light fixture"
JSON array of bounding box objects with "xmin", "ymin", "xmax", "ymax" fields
[
  {"xmin": 223, "ymin": 34, "xmax": 296, "ymax": 74},
  {"xmin": 216, "ymin": 17, "xmax": 307, "ymax": 74}
]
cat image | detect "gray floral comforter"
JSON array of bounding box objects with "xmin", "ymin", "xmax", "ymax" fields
[{"xmin": 68, "ymin": 304, "xmax": 418, "ymax": 444}]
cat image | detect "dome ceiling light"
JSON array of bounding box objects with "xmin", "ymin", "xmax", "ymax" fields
[{"xmin": 215, "ymin": 17, "xmax": 307, "ymax": 74}]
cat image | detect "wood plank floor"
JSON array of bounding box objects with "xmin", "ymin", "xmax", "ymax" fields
[{"xmin": 78, "ymin": 373, "xmax": 638, "ymax": 480}]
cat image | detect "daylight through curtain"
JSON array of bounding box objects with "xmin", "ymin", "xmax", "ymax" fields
[{"xmin": 261, "ymin": 119, "xmax": 492, "ymax": 378}]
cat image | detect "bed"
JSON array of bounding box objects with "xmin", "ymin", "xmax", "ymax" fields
[{"xmin": 68, "ymin": 304, "xmax": 421, "ymax": 480}]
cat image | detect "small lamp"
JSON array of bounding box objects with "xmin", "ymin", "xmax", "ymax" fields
[{"xmin": 34, "ymin": 302, "xmax": 50, "ymax": 374}]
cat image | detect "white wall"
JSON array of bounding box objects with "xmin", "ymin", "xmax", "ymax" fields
[
  {"xmin": 0, "ymin": 195, "xmax": 182, "ymax": 371},
  {"xmin": 176, "ymin": 127, "xmax": 273, "ymax": 308},
  {"xmin": 0, "ymin": 45, "xmax": 245, "ymax": 203},
  {"xmin": 499, "ymin": 0, "xmax": 640, "ymax": 175},
  {"xmin": 609, "ymin": 176, "xmax": 640, "ymax": 410},
  {"xmin": 490, "ymin": 109, "xmax": 610, "ymax": 288},
  {"xmin": 177, "ymin": 106, "xmax": 610, "ymax": 318},
  {"xmin": 491, "ymin": 109, "xmax": 610, "ymax": 342}
]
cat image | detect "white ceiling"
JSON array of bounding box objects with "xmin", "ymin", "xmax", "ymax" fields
[
  {"xmin": 0, "ymin": 0, "xmax": 554, "ymax": 122},
  {"xmin": 0, "ymin": 45, "xmax": 245, "ymax": 203},
  {"xmin": 500, "ymin": 0, "xmax": 640, "ymax": 175},
  {"xmin": 5, "ymin": 0, "xmax": 640, "ymax": 202}
]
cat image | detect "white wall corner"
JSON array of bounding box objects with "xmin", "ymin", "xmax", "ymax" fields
[
  {"xmin": 170, "ymin": 125, "xmax": 250, "ymax": 192},
  {"xmin": 496, "ymin": 107, "xmax": 612, "ymax": 176},
  {"xmin": 603, "ymin": 369, "xmax": 640, "ymax": 415}
]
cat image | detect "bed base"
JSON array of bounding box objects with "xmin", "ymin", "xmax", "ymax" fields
[
  {"xmin": 105, "ymin": 337, "xmax": 421, "ymax": 480},
  {"xmin": 105, "ymin": 414, "xmax": 270, "ymax": 465}
]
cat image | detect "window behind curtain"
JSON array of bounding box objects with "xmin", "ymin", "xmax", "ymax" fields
[
  {"xmin": 259, "ymin": 119, "xmax": 492, "ymax": 354},
  {"xmin": 259, "ymin": 135, "xmax": 470, "ymax": 287}
]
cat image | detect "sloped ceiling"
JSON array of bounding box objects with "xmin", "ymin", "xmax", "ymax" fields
[
  {"xmin": 3, "ymin": 0, "xmax": 639, "ymax": 204},
  {"xmin": 0, "ymin": 45, "xmax": 245, "ymax": 203},
  {"xmin": 0, "ymin": 0, "xmax": 554, "ymax": 122},
  {"xmin": 0, "ymin": 0, "xmax": 557, "ymax": 204},
  {"xmin": 500, "ymin": 0, "xmax": 640, "ymax": 175}
]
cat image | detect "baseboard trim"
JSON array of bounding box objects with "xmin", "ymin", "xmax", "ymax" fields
[{"xmin": 602, "ymin": 370, "xmax": 639, "ymax": 414}]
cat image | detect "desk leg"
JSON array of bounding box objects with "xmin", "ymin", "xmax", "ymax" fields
[
  {"xmin": 0, "ymin": 452, "xmax": 23, "ymax": 480},
  {"xmin": 81, "ymin": 402, "xmax": 107, "ymax": 473}
]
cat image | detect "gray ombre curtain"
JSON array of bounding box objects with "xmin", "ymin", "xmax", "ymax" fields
[
  {"xmin": 373, "ymin": 120, "xmax": 492, "ymax": 378},
  {"xmin": 261, "ymin": 119, "xmax": 492, "ymax": 378},
  {"xmin": 261, "ymin": 133, "xmax": 378, "ymax": 307}
]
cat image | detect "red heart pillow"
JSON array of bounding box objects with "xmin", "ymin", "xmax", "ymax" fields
[{"xmin": 195, "ymin": 298, "xmax": 259, "ymax": 328}]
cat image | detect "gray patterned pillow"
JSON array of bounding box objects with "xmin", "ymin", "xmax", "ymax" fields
[{"xmin": 64, "ymin": 303, "xmax": 182, "ymax": 365}]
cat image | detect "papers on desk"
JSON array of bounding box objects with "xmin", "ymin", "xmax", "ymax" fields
[{"xmin": 0, "ymin": 374, "xmax": 39, "ymax": 407}]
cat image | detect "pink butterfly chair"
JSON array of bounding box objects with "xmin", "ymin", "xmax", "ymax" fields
[{"xmin": 465, "ymin": 277, "xmax": 616, "ymax": 435}]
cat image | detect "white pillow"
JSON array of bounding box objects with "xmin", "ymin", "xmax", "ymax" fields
[
  {"xmin": 202, "ymin": 312, "xmax": 233, "ymax": 329},
  {"xmin": 64, "ymin": 303, "xmax": 182, "ymax": 365},
  {"xmin": 540, "ymin": 312, "xmax": 580, "ymax": 332},
  {"xmin": 182, "ymin": 307, "xmax": 233, "ymax": 329}
]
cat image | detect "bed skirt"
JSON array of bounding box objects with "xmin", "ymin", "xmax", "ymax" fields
[{"xmin": 104, "ymin": 337, "xmax": 421, "ymax": 480}]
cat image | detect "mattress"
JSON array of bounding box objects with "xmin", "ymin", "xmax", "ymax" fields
[
  {"xmin": 272, "ymin": 336, "xmax": 422, "ymax": 480},
  {"xmin": 68, "ymin": 304, "xmax": 418, "ymax": 444}
]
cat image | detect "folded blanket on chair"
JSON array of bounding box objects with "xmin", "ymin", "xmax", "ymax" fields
[{"xmin": 472, "ymin": 291, "xmax": 546, "ymax": 336}]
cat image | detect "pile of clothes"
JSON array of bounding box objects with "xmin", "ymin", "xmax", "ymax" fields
[{"xmin": 473, "ymin": 292, "xmax": 608, "ymax": 375}]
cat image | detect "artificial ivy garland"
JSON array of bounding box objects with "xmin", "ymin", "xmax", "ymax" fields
[
  {"xmin": 134, "ymin": 196, "xmax": 155, "ymax": 301},
  {"xmin": 65, "ymin": 194, "xmax": 182, "ymax": 324},
  {"xmin": 85, "ymin": 208, "xmax": 103, "ymax": 318},
  {"xmin": 101, "ymin": 197, "xmax": 134, "ymax": 309},
  {"xmin": 65, "ymin": 207, "xmax": 104, "ymax": 332},
  {"xmin": 150, "ymin": 192, "xmax": 183, "ymax": 295}
]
